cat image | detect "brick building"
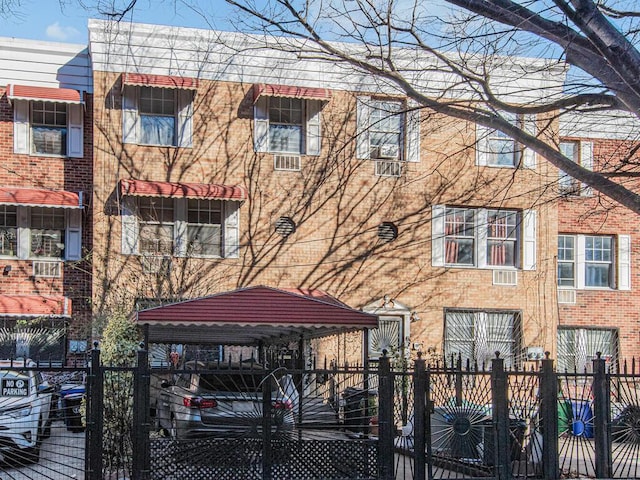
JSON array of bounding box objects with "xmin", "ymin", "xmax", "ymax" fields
[
  {"xmin": 556, "ymin": 110, "xmax": 640, "ymax": 370},
  {"xmin": 0, "ymin": 37, "xmax": 93, "ymax": 362},
  {"xmin": 87, "ymin": 20, "xmax": 564, "ymax": 367},
  {"xmin": 2, "ymin": 20, "xmax": 638, "ymax": 369}
]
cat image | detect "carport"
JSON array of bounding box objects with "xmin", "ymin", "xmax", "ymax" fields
[{"xmin": 135, "ymin": 285, "xmax": 379, "ymax": 365}]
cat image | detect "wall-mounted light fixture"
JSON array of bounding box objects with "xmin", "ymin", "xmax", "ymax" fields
[{"xmin": 3, "ymin": 265, "xmax": 11, "ymax": 276}]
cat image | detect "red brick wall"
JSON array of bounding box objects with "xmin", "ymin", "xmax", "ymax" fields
[
  {"xmin": 0, "ymin": 87, "xmax": 93, "ymax": 351},
  {"xmin": 558, "ymin": 136, "xmax": 640, "ymax": 361}
]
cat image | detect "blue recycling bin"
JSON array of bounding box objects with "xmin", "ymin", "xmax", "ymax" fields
[
  {"xmin": 59, "ymin": 383, "xmax": 86, "ymax": 432},
  {"xmin": 570, "ymin": 400, "xmax": 593, "ymax": 438}
]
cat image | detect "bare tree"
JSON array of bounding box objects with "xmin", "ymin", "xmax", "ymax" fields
[{"xmin": 220, "ymin": 0, "xmax": 640, "ymax": 214}]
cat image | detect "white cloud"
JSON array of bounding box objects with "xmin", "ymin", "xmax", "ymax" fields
[{"xmin": 45, "ymin": 22, "xmax": 80, "ymax": 41}]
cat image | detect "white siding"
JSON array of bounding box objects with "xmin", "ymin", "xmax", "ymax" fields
[
  {"xmin": 88, "ymin": 19, "xmax": 565, "ymax": 103},
  {"xmin": 0, "ymin": 37, "xmax": 92, "ymax": 92}
]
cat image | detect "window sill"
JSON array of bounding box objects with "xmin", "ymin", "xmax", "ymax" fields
[
  {"xmin": 483, "ymin": 164, "xmax": 517, "ymax": 169},
  {"xmin": 28, "ymin": 152, "xmax": 67, "ymax": 158}
]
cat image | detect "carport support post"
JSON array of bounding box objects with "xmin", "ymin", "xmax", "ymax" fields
[
  {"xmin": 593, "ymin": 353, "xmax": 612, "ymax": 479},
  {"xmin": 491, "ymin": 353, "xmax": 510, "ymax": 480},
  {"xmin": 86, "ymin": 344, "xmax": 103, "ymax": 480},
  {"xmin": 378, "ymin": 352, "xmax": 394, "ymax": 480},
  {"xmin": 262, "ymin": 373, "xmax": 273, "ymax": 480},
  {"xmin": 540, "ymin": 353, "xmax": 559, "ymax": 480},
  {"xmin": 132, "ymin": 346, "xmax": 151, "ymax": 480},
  {"xmin": 413, "ymin": 354, "xmax": 426, "ymax": 480}
]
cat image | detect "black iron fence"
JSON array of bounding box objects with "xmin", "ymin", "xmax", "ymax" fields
[{"xmin": 1, "ymin": 350, "xmax": 639, "ymax": 479}]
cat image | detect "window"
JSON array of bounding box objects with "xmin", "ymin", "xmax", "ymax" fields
[
  {"xmin": 30, "ymin": 208, "xmax": 65, "ymax": 258},
  {"xmin": 557, "ymin": 235, "xmax": 575, "ymax": 287},
  {"xmin": 557, "ymin": 327, "xmax": 618, "ymax": 373},
  {"xmin": 0, "ymin": 205, "xmax": 80, "ymax": 260},
  {"xmin": 187, "ymin": 199, "xmax": 222, "ymax": 256},
  {"xmin": 369, "ymin": 101, "xmax": 403, "ymax": 159},
  {"xmin": 444, "ymin": 310, "xmax": 522, "ymax": 368},
  {"xmin": 138, "ymin": 197, "xmax": 174, "ymax": 255},
  {"xmin": 557, "ymin": 234, "xmax": 629, "ymax": 289},
  {"xmin": 558, "ymin": 140, "xmax": 593, "ymax": 196},
  {"xmin": 476, "ymin": 113, "xmax": 536, "ymax": 168},
  {"xmin": 439, "ymin": 207, "xmax": 524, "ymax": 268},
  {"xmin": 0, "ymin": 206, "xmax": 17, "ymax": 256},
  {"xmin": 444, "ymin": 208, "xmax": 475, "ymax": 265},
  {"xmin": 31, "ymin": 102, "xmax": 67, "ymax": 155},
  {"xmin": 12, "ymin": 98, "xmax": 83, "ymax": 158},
  {"xmin": 268, "ymin": 97, "xmax": 303, "ymax": 153},
  {"xmin": 254, "ymin": 95, "xmax": 323, "ymax": 156},
  {"xmin": 585, "ymin": 236, "xmax": 612, "ymax": 287},
  {"xmin": 122, "ymin": 196, "xmax": 240, "ymax": 258},
  {"xmin": 487, "ymin": 210, "xmax": 518, "ymax": 266},
  {"xmin": 356, "ymin": 96, "xmax": 420, "ymax": 163},
  {"xmin": 122, "ymin": 85, "xmax": 193, "ymax": 148},
  {"xmin": 139, "ymin": 87, "xmax": 176, "ymax": 146}
]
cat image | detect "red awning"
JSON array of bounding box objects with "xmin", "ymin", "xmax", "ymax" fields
[
  {"xmin": 122, "ymin": 73, "xmax": 199, "ymax": 90},
  {"xmin": 253, "ymin": 83, "xmax": 332, "ymax": 103},
  {"xmin": 0, "ymin": 187, "xmax": 82, "ymax": 209},
  {"xmin": 120, "ymin": 179, "xmax": 247, "ymax": 201},
  {"xmin": 136, "ymin": 286, "xmax": 378, "ymax": 346},
  {"xmin": 6, "ymin": 84, "xmax": 83, "ymax": 104},
  {"xmin": 0, "ymin": 295, "xmax": 71, "ymax": 317}
]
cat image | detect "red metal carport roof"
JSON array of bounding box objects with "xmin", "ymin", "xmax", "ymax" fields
[{"xmin": 135, "ymin": 286, "xmax": 378, "ymax": 346}]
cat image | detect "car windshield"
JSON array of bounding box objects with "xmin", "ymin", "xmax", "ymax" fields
[{"xmin": 198, "ymin": 373, "xmax": 264, "ymax": 393}]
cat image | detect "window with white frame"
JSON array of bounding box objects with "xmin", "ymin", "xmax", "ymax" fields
[
  {"xmin": 31, "ymin": 102, "xmax": 67, "ymax": 156},
  {"xmin": 557, "ymin": 235, "xmax": 575, "ymax": 287},
  {"xmin": 138, "ymin": 197, "xmax": 174, "ymax": 255},
  {"xmin": 557, "ymin": 327, "xmax": 618, "ymax": 373},
  {"xmin": 268, "ymin": 97, "xmax": 303, "ymax": 153},
  {"xmin": 557, "ymin": 234, "xmax": 630, "ymax": 290},
  {"xmin": 12, "ymin": 99, "xmax": 83, "ymax": 158},
  {"xmin": 254, "ymin": 95, "xmax": 323, "ymax": 156},
  {"xmin": 444, "ymin": 310, "xmax": 522, "ymax": 368},
  {"xmin": 369, "ymin": 100, "xmax": 403, "ymax": 159},
  {"xmin": 186, "ymin": 199, "xmax": 222, "ymax": 257},
  {"xmin": 0, "ymin": 205, "xmax": 80, "ymax": 260},
  {"xmin": 487, "ymin": 210, "xmax": 518, "ymax": 266},
  {"xmin": 121, "ymin": 196, "xmax": 240, "ymax": 258},
  {"xmin": 435, "ymin": 206, "xmax": 529, "ymax": 269},
  {"xmin": 30, "ymin": 208, "xmax": 65, "ymax": 258},
  {"xmin": 139, "ymin": 87, "xmax": 176, "ymax": 146},
  {"xmin": 0, "ymin": 206, "xmax": 17, "ymax": 257},
  {"xmin": 476, "ymin": 113, "xmax": 536, "ymax": 168},
  {"xmin": 356, "ymin": 96, "xmax": 420, "ymax": 163},
  {"xmin": 122, "ymin": 85, "xmax": 193, "ymax": 148},
  {"xmin": 558, "ymin": 140, "xmax": 593, "ymax": 196}
]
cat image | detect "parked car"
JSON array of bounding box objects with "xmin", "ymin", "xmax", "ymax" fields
[
  {"xmin": 155, "ymin": 361, "xmax": 294, "ymax": 439},
  {"xmin": 0, "ymin": 359, "xmax": 54, "ymax": 464}
]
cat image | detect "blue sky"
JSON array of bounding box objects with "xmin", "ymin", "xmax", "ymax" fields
[{"xmin": 0, "ymin": 0, "xmax": 235, "ymax": 43}]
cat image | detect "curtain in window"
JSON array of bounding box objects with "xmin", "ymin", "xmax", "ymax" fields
[
  {"xmin": 141, "ymin": 116, "xmax": 175, "ymax": 145},
  {"xmin": 445, "ymin": 214, "xmax": 463, "ymax": 263},
  {"xmin": 489, "ymin": 217, "xmax": 507, "ymax": 266}
]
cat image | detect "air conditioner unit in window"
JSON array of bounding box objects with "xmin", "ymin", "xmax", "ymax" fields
[{"xmin": 373, "ymin": 144, "xmax": 399, "ymax": 159}]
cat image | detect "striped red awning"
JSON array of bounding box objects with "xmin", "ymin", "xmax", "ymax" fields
[
  {"xmin": 120, "ymin": 179, "xmax": 247, "ymax": 201},
  {"xmin": 0, "ymin": 187, "xmax": 82, "ymax": 209},
  {"xmin": 6, "ymin": 84, "xmax": 82, "ymax": 104},
  {"xmin": 0, "ymin": 295, "xmax": 71, "ymax": 317},
  {"xmin": 253, "ymin": 83, "xmax": 332, "ymax": 102},
  {"xmin": 122, "ymin": 73, "xmax": 199, "ymax": 90}
]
